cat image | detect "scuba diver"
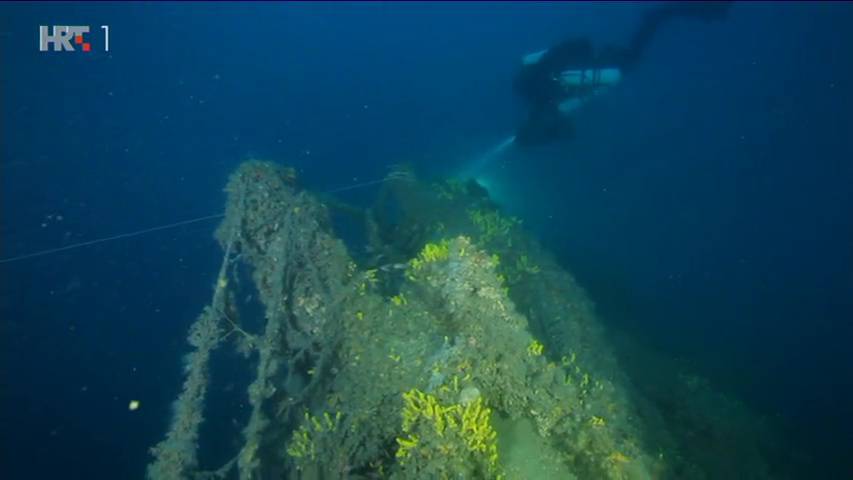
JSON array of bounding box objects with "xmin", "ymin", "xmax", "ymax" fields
[{"xmin": 514, "ymin": 1, "xmax": 733, "ymax": 146}]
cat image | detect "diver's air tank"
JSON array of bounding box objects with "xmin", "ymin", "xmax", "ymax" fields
[
  {"xmin": 558, "ymin": 68, "xmax": 622, "ymax": 88},
  {"xmin": 555, "ymin": 68, "xmax": 622, "ymax": 115}
]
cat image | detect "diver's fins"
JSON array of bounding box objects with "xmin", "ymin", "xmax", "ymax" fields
[{"xmin": 623, "ymin": 1, "xmax": 734, "ymax": 70}]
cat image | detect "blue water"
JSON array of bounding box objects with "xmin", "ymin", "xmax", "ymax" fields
[{"xmin": 1, "ymin": 3, "xmax": 851, "ymax": 478}]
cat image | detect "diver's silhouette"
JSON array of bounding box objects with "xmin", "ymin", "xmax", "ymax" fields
[{"xmin": 514, "ymin": 1, "xmax": 733, "ymax": 146}]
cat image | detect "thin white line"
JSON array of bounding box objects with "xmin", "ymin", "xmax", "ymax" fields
[{"xmin": 0, "ymin": 176, "xmax": 393, "ymax": 264}]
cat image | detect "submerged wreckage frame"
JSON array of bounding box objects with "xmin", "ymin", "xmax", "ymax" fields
[{"xmin": 147, "ymin": 161, "xmax": 778, "ymax": 480}]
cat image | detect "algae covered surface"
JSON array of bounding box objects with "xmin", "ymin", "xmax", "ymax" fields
[{"xmin": 148, "ymin": 161, "xmax": 783, "ymax": 480}]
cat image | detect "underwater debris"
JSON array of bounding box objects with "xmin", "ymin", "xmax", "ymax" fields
[{"xmin": 147, "ymin": 160, "xmax": 779, "ymax": 480}]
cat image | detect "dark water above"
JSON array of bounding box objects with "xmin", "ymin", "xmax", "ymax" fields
[{"xmin": 1, "ymin": 2, "xmax": 851, "ymax": 478}]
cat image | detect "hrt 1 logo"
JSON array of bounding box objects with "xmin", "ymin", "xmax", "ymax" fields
[{"xmin": 39, "ymin": 25, "xmax": 110, "ymax": 52}]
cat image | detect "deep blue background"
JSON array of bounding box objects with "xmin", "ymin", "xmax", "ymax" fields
[{"xmin": 1, "ymin": 3, "xmax": 851, "ymax": 478}]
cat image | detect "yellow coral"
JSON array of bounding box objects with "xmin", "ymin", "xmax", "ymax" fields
[
  {"xmin": 398, "ymin": 389, "xmax": 500, "ymax": 472},
  {"xmin": 285, "ymin": 410, "xmax": 342, "ymax": 461},
  {"xmin": 468, "ymin": 209, "xmax": 520, "ymax": 245},
  {"xmin": 560, "ymin": 352, "xmax": 577, "ymax": 366},
  {"xmin": 395, "ymin": 434, "xmax": 420, "ymax": 458},
  {"xmin": 607, "ymin": 451, "xmax": 631, "ymax": 464},
  {"xmin": 365, "ymin": 269, "xmax": 378, "ymax": 283},
  {"xmin": 286, "ymin": 426, "xmax": 315, "ymax": 460},
  {"xmin": 527, "ymin": 339, "xmax": 545, "ymax": 357},
  {"xmin": 460, "ymin": 397, "xmax": 498, "ymax": 455},
  {"xmin": 401, "ymin": 389, "xmax": 447, "ymax": 433},
  {"xmin": 409, "ymin": 239, "xmax": 451, "ymax": 271},
  {"xmin": 391, "ymin": 293, "xmax": 407, "ymax": 306},
  {"xmin": 589, "ymin": 415, "xmax": 606, "ymax": 428},
  {"xmin": 516, "ymin": 255, "xmax": 541, "ymax": 274}
]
